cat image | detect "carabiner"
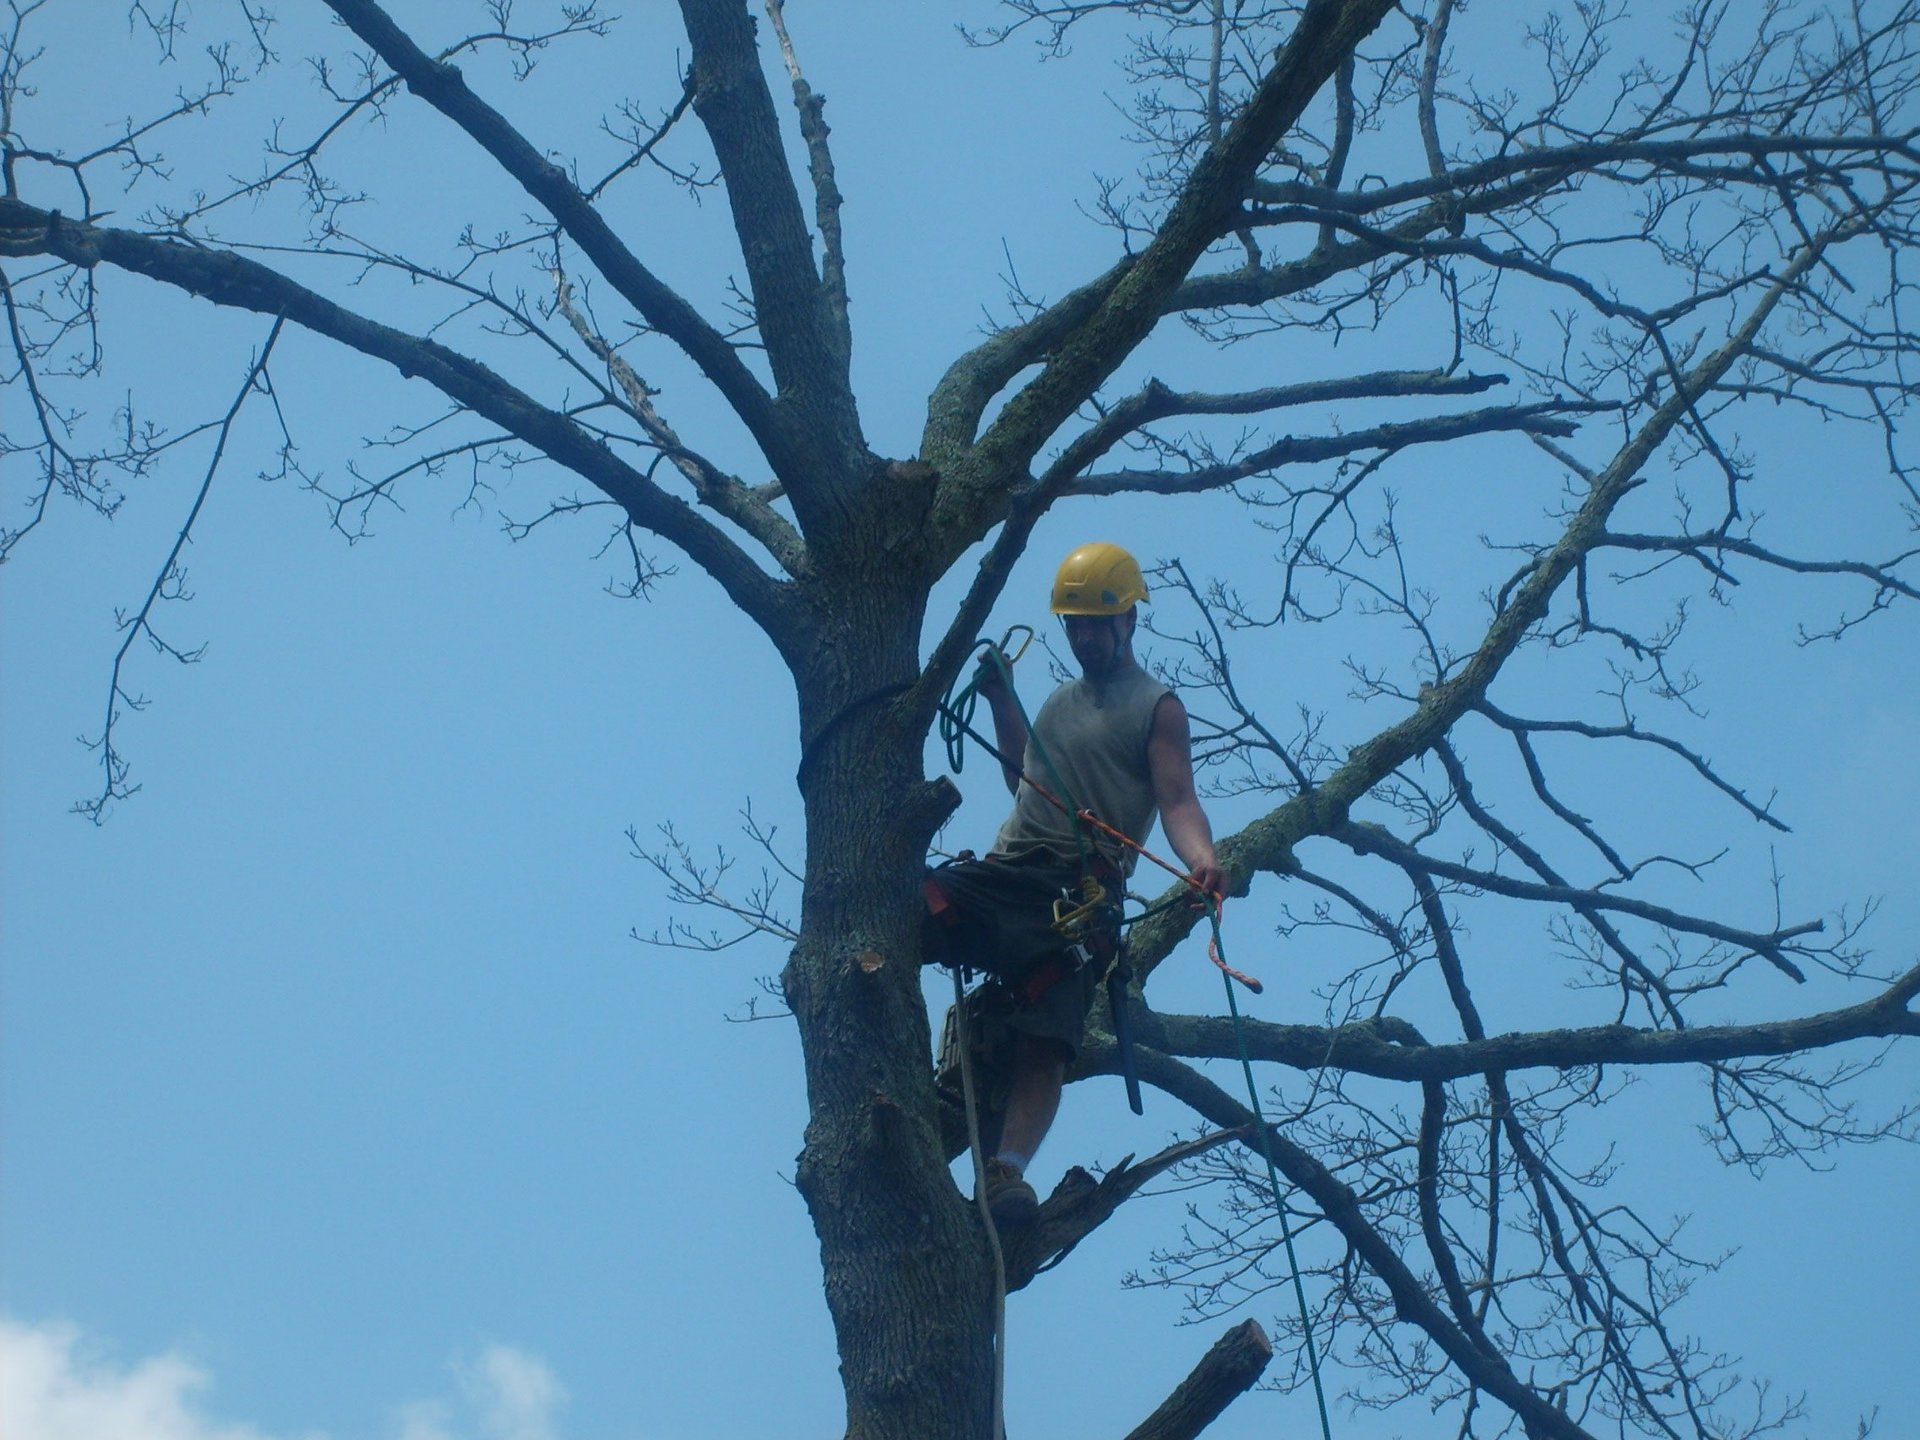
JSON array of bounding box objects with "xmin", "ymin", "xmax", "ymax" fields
[
  {"xmin": 1050, "ymin": 874, "xmax": 1108, "ymax": 940},
  {"xmin": 994, "ymin": 624, "xmax": 1035, "ymax": 667}
]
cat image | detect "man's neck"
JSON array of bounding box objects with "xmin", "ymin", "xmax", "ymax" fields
[{"xmin": 1082, "ymin": 650, "xmax": 1137, "ymax": 684}]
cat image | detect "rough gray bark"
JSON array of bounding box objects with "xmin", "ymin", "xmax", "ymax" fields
[{"xmin": 1123, "ymin": 1320, "xmax": 1275, "ymax": 1440}]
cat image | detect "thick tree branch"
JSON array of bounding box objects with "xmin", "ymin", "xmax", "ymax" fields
[
  {"xmin": 1121, "ymin": 1320, "xmax": 1274, "ymax": 1440},
  {"xmin": 960, "ymin": 0, "xmax": 1400, "ymax": 485},
  {"xmin": 923, "ymin": 255, "xmax": 1135, "ymax": 472},
  {"xmin": 1142, "ymin": 963, "xmax": 1920, "ymax": 1081},
  {"xmin": 1126, "ymin": 1043, "xmax": 1601, "ymax": 1440},
  {"xmin": 1418, "ymin": 1079, "xmax": 1490, "ymax": 1351},
  {"xmin": 1040, "ymin": 367, "xmax": 1510, "ymax": 489},
  {"xmin": 910, "ymin": 488, "xmax": 1050, "ymax": 731},
  {"xmin": 762, "ymin": 0, "xmax": 849, "ymax": 357},
  {"xmin": 317, "ymin": 0, "xmax": 800, "ymax": 486},
  {"xmin": 0, "ymin": 199, "xmax": 797, "ymax": 644},
  {"xmin": 1415, "ymin": 0, "xmax": 1455, "ymax": 182},
  {"xmin": 679, "ymin": 0, "xmax": 862, "ymax": 494}
]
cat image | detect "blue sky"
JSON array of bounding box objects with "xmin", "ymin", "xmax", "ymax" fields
[{"xmin": 3, "ymin": 4, "xmax": 1917, "ymax": 1439}]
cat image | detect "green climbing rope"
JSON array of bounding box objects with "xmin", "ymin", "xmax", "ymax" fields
[{"xmin": 1210, "ymin": 903, "xmax": 1334, "ymax": 1440}]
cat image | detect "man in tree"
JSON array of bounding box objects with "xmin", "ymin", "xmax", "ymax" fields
[
  {"xmin": 8, "ymin": 3, "xmax": 1920, "ymax": 1434},
  {"xmin": 929, "ymin": 542, "xmax": 1225, "ymax": 1223}
]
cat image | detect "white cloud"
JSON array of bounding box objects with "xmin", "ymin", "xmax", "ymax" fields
[
  {"xmin": 0, "ymin": 1317, "xmax": 285, "ymax": 1440},
  {"xmin": 0, "ymin": 1319, "xmax": 568, "ymax": 1440},
  {"xmin": 393, "ymin": 1400, "xmax": 457, "ymax": 1440},
  {"xmin": 455, "ymin": 1346, "xmax": 566, "ymax": 1440}
]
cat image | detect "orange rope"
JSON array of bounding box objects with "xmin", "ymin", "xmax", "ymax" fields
[
  {"xmin": 941, "ymin": 690, "xmax": 1262, "ymax": 993},
  {"xmin": 1065, "ymin": 805, "xmax": 1262, "ymax": 994}
]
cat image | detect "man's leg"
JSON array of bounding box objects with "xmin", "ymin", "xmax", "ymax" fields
[
  {"xmin": 997, "ymin": 1034, "xmax": 1065, "ymax": 1166},
  {"xmin": 983, "ymin": 1034, "xmax": 1066, "ymax": 1223}
]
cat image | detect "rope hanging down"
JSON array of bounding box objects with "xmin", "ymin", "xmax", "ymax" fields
[
  {"xmin": 936, "ymin": 636, "xmax": 1334, "ymax": 1440},
  {"xmin": 952, "ymin": 959, "xmax": 1010, "ymax": 1440},
  {"xmin": 1212, "ymin": 903, "xmax": 1334, "ymax": 1440}
]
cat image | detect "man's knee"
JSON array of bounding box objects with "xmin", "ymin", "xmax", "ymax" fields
[{"xmin": 1012, "ymin": 1031, "xmax": 1070, "ymax": 1078}]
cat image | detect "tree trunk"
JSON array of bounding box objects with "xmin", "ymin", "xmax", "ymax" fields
[{"xmin": 783, "ymin": 580, "xmax": 997, "ymax": 1439}]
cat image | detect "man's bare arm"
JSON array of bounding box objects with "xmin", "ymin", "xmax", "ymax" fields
[
  {"xmin": 1148, "ymin": 694, "xmax": 1224, "ymax": 896},
  {"xmin": 975, "ymin": 660, "xmax": 1030, "ymax": 797}
]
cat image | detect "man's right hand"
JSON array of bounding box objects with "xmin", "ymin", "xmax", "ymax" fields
[
  {"xmin": 975, "ymin": 653, "xmax": 1012, "ymax": 701},
  {"xmin": 1186, "ymin": 861, "xmax": 1226, "ymax": 906}
]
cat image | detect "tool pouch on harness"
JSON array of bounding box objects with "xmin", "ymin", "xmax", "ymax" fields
[
  {"xmin": 925, "ymin": 855, "xmax": 1127, "ymax": 1152},
  {"xmin": 934, "ymin": 985, "xmax": 1018, "ymax": 1152},
  {"xmin": 922, "ymin": 854, "xmax": 1122, "ymax": 987}
]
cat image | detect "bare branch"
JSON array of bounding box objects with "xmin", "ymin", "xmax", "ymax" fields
[
  {"xmin": 762, "ymin": 0, "xmax": 849, "ymax": 356},
  {"xmin": 1062, "ymin": 400, "xmax": 1590, "ymax": 497},
  {"xmin": 1143, "ymin": 965, "xmax": 1920, "ymax": 1082},
  {"xmin": 1333, "ymin": 817, "xmax": 1815, "ymax": 983},
  {"xmin": 678, "ymin": 0, "xmax": 860, "ymax": 493},
  {"xmin": 0, "ymin": 197, "xmax": 799, "ymax": 646},
  {"xmin": 1128, "ymin": 230, "xmax": 1846, "ymax": 983},
  {"xmin": 75, "ymin": 316, "xmax": 286, "ymax": 822},
  {"xmin": 551, "ymin": 270, "xmax": 808, "ymax": 577},
  {"xmin": 1473, "ymin": 699, "xmax": 1788, "ymax": 833},
  {"xmin": 961, "ymin": 0, "xmax": 1401, "ymax": 487},
  {"xmin": 318, "ymin": 0, "xmax": 796, "ymax": 484},
  {"xmin": 1123, "ymin": 1042, "xmax": 1602, "ymax": 1440},
  {"xmin": 1040, "ymin": 366, "xmax": 1511, "ymax": 488}
]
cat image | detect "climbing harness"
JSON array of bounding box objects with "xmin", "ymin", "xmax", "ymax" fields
[
  {"xmin": 935, "ymin": 636, "xmax": 1255, "ymax": 1126},
  {"xmin": 937, "ymin": 637, "xmax": 1149, "ymax": 1113},
  {"xmin": 939, "ymin": 642, "xmax": 1263, "ymax": 995},
  {"xmin": 935, "ymin": 633, "xmax": 1335, "ymax": 1440}
]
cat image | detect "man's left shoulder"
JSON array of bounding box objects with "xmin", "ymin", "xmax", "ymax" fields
[
  {"xmin": 1147, "ymin": 686, "xmax": 1188, "ymax": 727},
  {"xmin": 1134, "ymin": 669, "xmax": 1176, "ymax": 713},
  {"xmin": 1119, "ymin": 662, "xmax": 1171, "ymax": 699}
]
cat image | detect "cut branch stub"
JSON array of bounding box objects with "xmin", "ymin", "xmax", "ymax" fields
[
  {"xmin": 998, "ymin": 1128, "xmax": 1239, "ymax": 1291},
  {"xmin": 1123, "ymin": 1319, "xmax": 1275, "ymax": 1440}
]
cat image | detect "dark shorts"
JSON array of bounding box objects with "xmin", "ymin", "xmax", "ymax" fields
[{"xmin": 923, "ymin": 855, "xmax": 1115, "ymax": 1060}]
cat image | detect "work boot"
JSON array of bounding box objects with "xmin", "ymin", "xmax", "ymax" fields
[{"xmin": 981, "ymin": 1157, "xmax": 1038, "ymax": 1225}]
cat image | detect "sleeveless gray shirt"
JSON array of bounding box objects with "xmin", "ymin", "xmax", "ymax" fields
[{"xmin": 989, "ymin": 662, "xmax": 1171, "ymax": 873}]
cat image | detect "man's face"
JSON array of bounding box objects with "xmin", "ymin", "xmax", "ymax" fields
[{"xmin": 1062, "ymin": 611, "xmax": 1133, "ymax": 677}]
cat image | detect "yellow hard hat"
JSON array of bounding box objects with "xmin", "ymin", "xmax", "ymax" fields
[{"xmin": 1050, "ymin": 542, "xmax": 1147, "ymax": 615}]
